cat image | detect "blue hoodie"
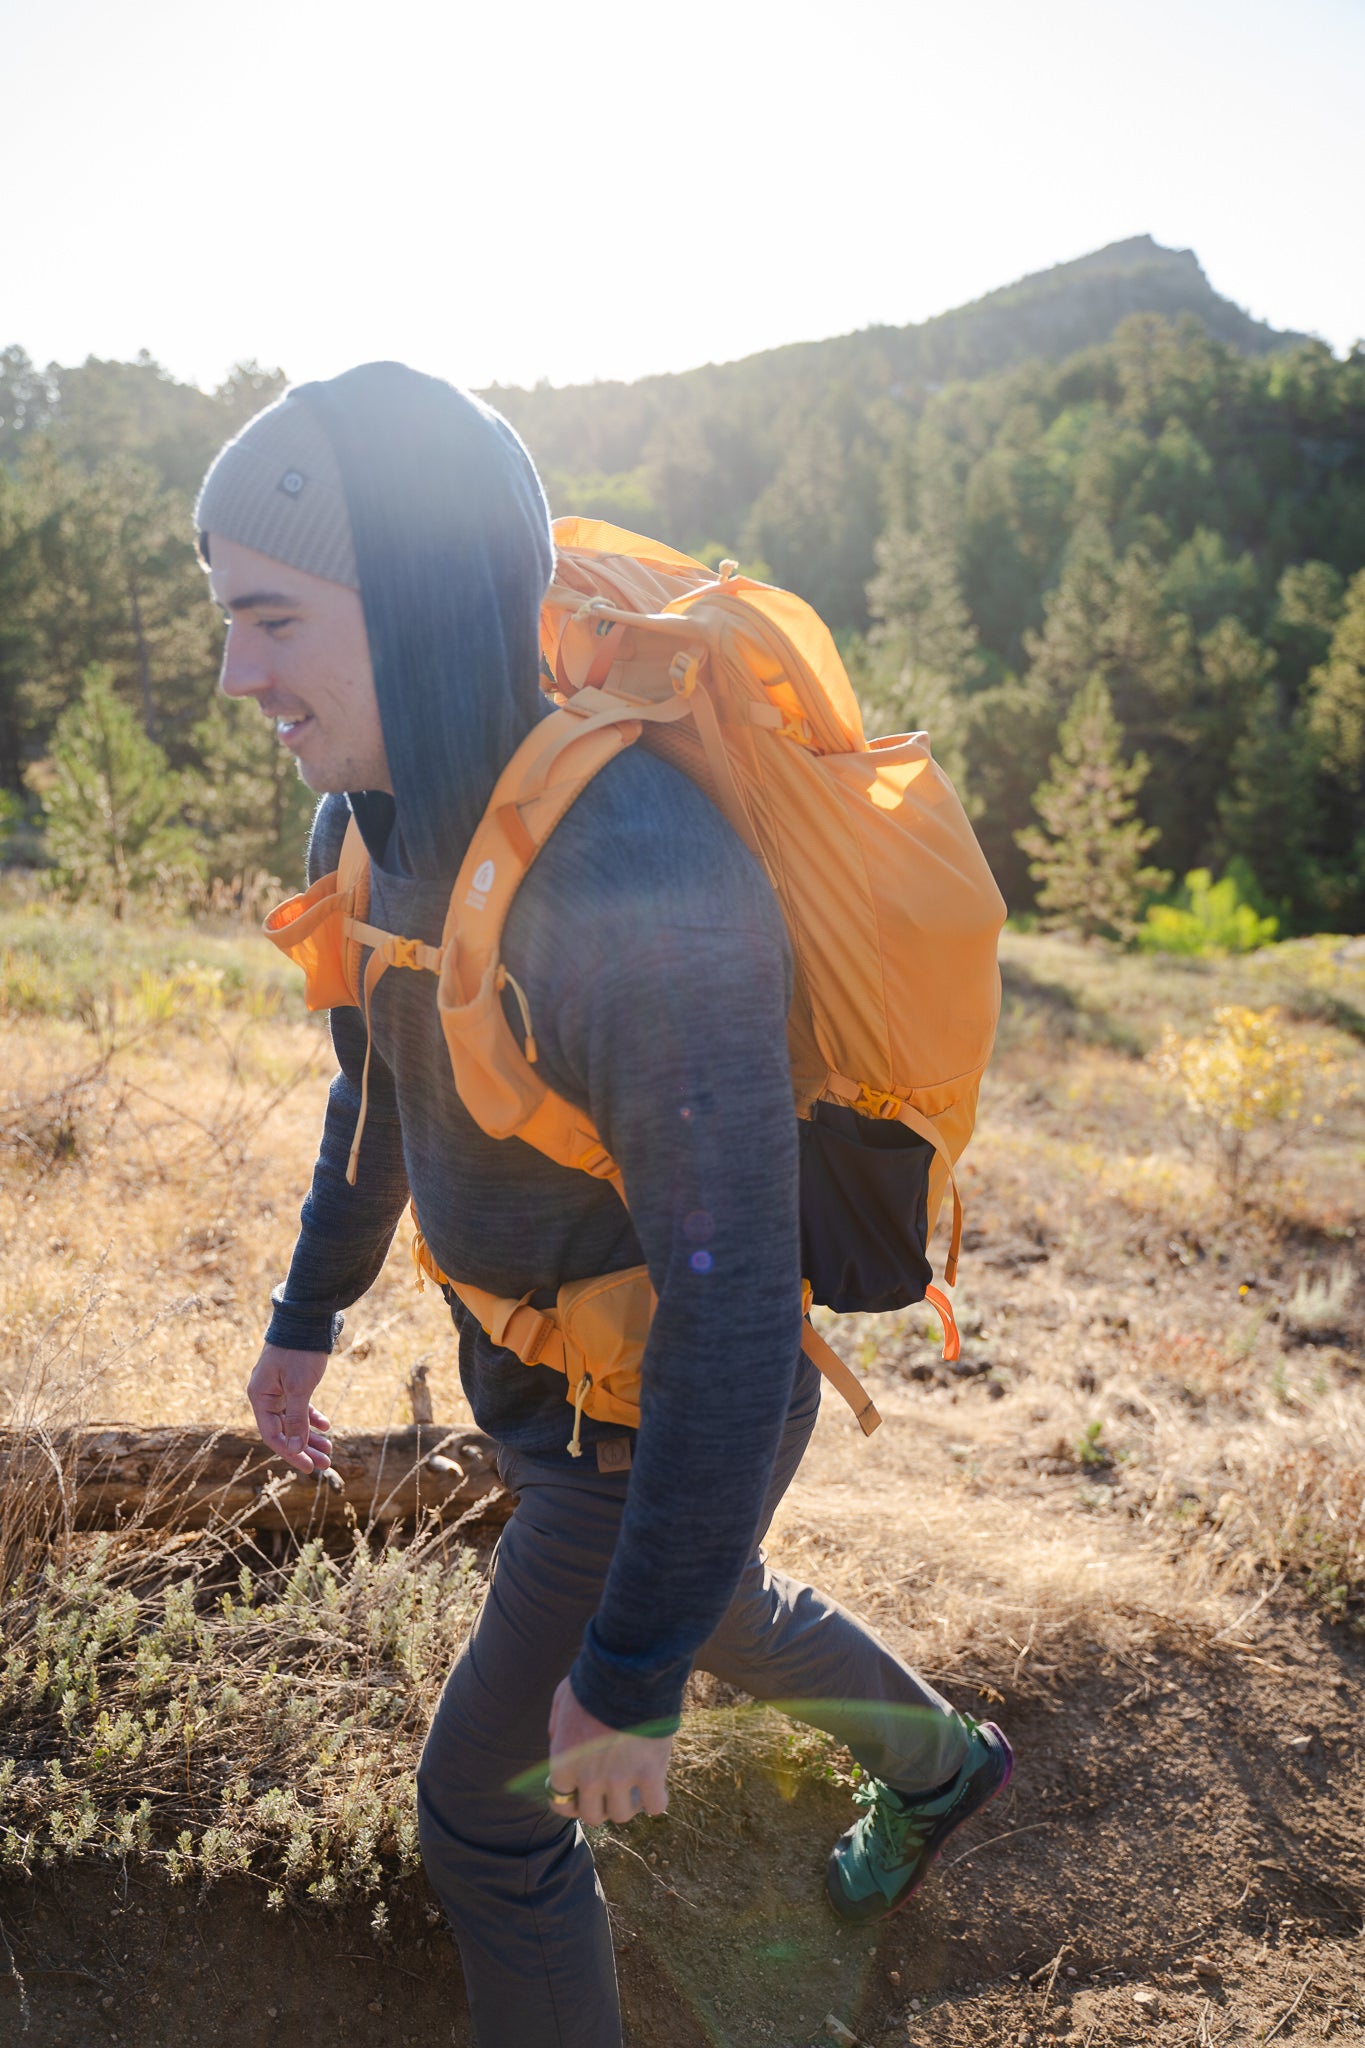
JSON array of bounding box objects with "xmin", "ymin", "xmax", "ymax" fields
[{"xmin": 261, "ymin": 367, "xmax": 804, "ymax": 1732}]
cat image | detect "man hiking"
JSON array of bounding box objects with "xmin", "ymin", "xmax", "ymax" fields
[{"xmin": 196, "ymin": 362, "xmax": 1011, "ymax": 2048}]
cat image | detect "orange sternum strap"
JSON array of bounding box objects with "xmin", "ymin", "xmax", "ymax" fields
[{"xmin": 344, "ymin": 920, "xmax": 445, "ymax": 1185}]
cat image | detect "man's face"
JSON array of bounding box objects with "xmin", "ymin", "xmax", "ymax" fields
[{"xmin": 208, "ymin": 534, "xmax": 392, "ymax": 794}]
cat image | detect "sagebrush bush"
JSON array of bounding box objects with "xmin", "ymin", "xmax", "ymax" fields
[{"xmin": 0, "ymin": 1507, "xmax": 483, "ymax": 1901}]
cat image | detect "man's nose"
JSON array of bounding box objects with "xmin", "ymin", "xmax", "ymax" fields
[{"xmin": 219, "ymin": 629, "xmax": 268, "ymax": 699}]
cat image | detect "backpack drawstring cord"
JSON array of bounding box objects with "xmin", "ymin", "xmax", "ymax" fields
[
  {"xmin": 347, "ymin": 947, "xmax": 389, "ymax": 1186},
  {"xmin": 496, "ymin": 963, "xmax": 538, "ymax": 1064},
  {"xmin": 567, "ymin": 1373, "xmax": 593, "ymax": 1459},
  {"xmin": 344, "ymin": 928, "xmax": 445, "ymax": 1186}
]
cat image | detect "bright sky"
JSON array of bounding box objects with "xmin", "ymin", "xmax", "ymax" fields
[{"xmin": 4, "ymin": 0, "xmax": 1361, "ymax": 394}]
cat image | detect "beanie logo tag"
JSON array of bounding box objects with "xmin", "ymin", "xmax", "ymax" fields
[
  {"xmin": 465, "ymin": 859, "xmax": 496, "ymax": 911},
  {"xmin": 278, "ymin": 469, "xmax": 306, "ymax": 497}
]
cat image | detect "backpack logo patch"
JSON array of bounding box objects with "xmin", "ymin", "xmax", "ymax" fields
[{"xmin": 465, "ymin": 858, "xmax": 496, "ymax": 911}]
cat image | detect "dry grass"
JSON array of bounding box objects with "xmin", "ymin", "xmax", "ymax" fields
[
  {"xmin": 0, "ymin": 898, "xmax": 474, "ymax": 1441},
  {"xmin": 1, "ymin": 903, "xmax": 1362, "ymax": 1918}
]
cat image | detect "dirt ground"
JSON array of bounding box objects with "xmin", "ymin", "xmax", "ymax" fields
[
  {"xmin": 2, "ymin": 926, "xmax": 1363, "ymax": 2044},
  {"xmin": 2, "ymin": 1514, "xmax": 1361, "ymax": 2047}
]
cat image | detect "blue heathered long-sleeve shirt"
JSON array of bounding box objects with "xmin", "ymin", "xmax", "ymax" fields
[{"xmin": 264, "ymin": 744, "xmax": 806, "ymax": 1730}]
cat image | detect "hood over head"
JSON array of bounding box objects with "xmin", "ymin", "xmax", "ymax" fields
[{"xmin": 198, "ymin": 361, "xmax": 554, "ymax": 880}]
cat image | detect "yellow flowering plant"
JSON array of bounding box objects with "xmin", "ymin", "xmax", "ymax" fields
[{"xmin": 1152, "ymin": 1005, "xmax": 1349, "ymax": 1207}]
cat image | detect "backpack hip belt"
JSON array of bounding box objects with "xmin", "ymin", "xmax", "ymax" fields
[{"xmin": 409, "ymin": 1209, "xmax": 884, "ymax": 1453}]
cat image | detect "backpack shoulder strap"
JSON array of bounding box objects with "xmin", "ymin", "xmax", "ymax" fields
[
  {"xmin": 439, "ymin": 695, "xmax": 690, "ymax": 1004},
  {"xmin": 436, "ymin": 700, "xmax": 673, "ymax": 1200},
  {"xmin": 336, "ymin": 817, "xmax": 372, "ymax": 1005}
]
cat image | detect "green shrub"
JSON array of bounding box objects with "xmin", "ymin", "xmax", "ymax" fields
[{"xmin": 1139, "ymin": 867, "xmax": 1279, "ymax": 956}]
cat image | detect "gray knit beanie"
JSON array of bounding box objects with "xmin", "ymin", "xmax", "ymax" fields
[{"xmin": 195, "ymin": 393, "xmax": 358, "ymax": 588}]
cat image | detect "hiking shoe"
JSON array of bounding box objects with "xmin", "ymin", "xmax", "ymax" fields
[{"xmin": 825, "ymin": 1717, "xmax": 1013, "ymax": 1923}]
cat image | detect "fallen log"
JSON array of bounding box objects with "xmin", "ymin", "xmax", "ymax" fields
[{"xmin": 0, "ymin": 1424, "xmax": 511, "ymax": 1536}]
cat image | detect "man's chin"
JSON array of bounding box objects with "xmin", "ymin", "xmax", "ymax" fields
[
  {"xmin": 293, "ymin": 758, "xmax": 348, "ymax": 796},
  {"xmin": 290, "ymin": 745, "xmax": 391, "ymax": 797}
]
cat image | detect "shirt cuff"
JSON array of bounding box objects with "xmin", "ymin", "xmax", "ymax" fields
[
  {"xmin": 569, "ymin": 1618, "xmax": 687, "ymax": 1736},
  {"xmin": 264, "ymin": 1287, "xmax": 345, "ymax": 1354}
]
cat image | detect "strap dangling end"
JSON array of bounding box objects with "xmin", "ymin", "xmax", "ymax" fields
[
  {"xmin": 855, "ymin": 1395, "xmax": 882, "ymax": 1437},
  {"xmin": 944, "ymin": 1179, "xmax": 964, "ymax": 1289},
  {"xmin": 924, "ymin": 1283, "xmax": 961, "ymax": 1364}
]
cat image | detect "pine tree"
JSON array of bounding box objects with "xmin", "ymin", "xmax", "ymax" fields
[
  {"xmin": 1217, "ymin": 685, "xmax": 1321, "ymax": 931},
  {"xmin": 188, "ymin": 694, "xmax": 314, "ymax": 886},
  {"xmin": 1016, "ymin": 673, "xmax": 1169, "ymax": 940},
  {"xmin": 858, "ymin": 527, "xmax": 981, "ymax": 782},
  {"xmin": 1306, "ymin": 567, "xmax": 1365, "ymax": 790},
  {"xmin": 1302, "ymin": 567, "xmax": 1365, "ymax": 927},
  {"xmin": 37, "ymin": 665, "xmax": 201, "ymax": 917}
]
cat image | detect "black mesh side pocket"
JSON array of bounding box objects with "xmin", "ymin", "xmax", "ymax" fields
[{"xmin": 798, "ymin": 1101, "xmax": 933, "ymax": 1314}]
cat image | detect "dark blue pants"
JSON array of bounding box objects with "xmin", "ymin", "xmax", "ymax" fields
[{"xmin": 417, "ymin": 1361, "xmax": 965, "ymax": 2047}]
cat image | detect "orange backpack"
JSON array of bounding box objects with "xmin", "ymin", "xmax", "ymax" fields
[{"xmin": 264, "ymin": 519, "xmax": 1006, "ymax": 1450}]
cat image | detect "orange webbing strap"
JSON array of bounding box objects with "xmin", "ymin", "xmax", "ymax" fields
[
  {"xmin": 508, "ymin": 1089, "xmax": 627, "ymax": 1206},
  {"xmin": 554, "ymin": 665, "xmax": 758, "ymax": 853},
  {"xmin": 580, "ymin": 616, "xmax": 626, "ymax": 693},
  {"xmin": 552, "ymin": 611, "xmax": 623, "ymax": 698},
  {"xmin": 337, "ymin": 818, "xmax": 372, "ymax": 1003},
  {"xmin": 344, "ymin": 925, "xmax": 446, "ymax": 1186},
  {"xmin": 345, "ymin": 922, "xmax": 445, "ymax": 974},
  {"xmin": 924, "ymin": 1284, "xmax": 961, "ymax": 1364},
  {"xmin": 554, "ymin": 682, "xmax": 694, "ymax": 739},
  {"xmin": 800, "ymin": 1320, "xmax": 882, "ymax": 1436},
  {"xmin": 410, "ymin": 1223, "xmax": 568, "ymax": 1370},
  {"xmin": 448, "ymin": 1277, "xmax": 570, "ymax": 1378},
  {"xmin": 897, "ymin": 1103, "xmax": 964, "ymax": 1289}
]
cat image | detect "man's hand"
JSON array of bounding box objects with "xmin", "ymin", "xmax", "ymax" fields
[
  {"xmin": 547, "ymin": 1676, "xmax": 674, "ymax": 1827},
  {"xmin": 247, "ymin": 1344, "xmax": 333, "ymax": 1474}
]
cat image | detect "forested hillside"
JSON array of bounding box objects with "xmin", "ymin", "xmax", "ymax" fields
[
  {"xmin": 2, "ymin": 238, "xmax": 1363, "ymax": 928},
  {"xmin": 491, "ymin": 234, "xmax": 1302, "ymax": 589},
  {"xmin": 857, "ymin": 318, "xmax": 1365, "ymax": 917}
]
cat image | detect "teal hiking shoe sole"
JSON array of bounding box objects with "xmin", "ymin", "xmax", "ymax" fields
[{"xmin": 825, "ymin": 1720, "xmax": 1014, "ymax": 1924}]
